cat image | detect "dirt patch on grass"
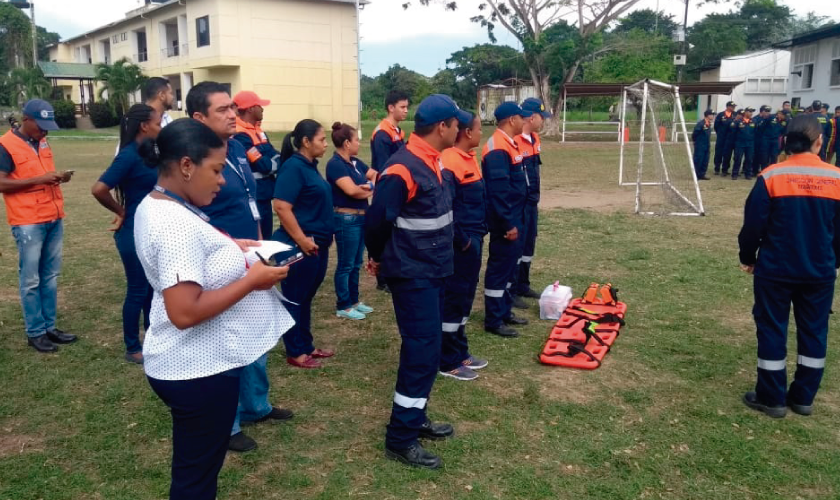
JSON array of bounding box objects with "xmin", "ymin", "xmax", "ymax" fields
[
  {"xmin": 541, "ymin": 189, "xmax": 636, "ymax": 213},
  {"xmin": 0, "ymin": 433, "xmax": 45, "ymax": 457}
]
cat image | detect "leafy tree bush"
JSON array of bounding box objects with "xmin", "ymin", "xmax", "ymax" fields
[{"xmin": 50, "ymin": 99, "xmax": 76, "ymax": 129}]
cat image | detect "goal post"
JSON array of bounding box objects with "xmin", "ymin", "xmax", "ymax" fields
[{"xmin": 619, "ymin": 79, "xmax": 705, "ymax": 216}]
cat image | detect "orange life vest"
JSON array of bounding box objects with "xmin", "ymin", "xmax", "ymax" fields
[
  {"xmin": 0, "ymin": 130, "xmax": 64, "ymax": 226},
  {"xmin": 235, "ymin": 117, "xmax": 270, "ymax": 164}
]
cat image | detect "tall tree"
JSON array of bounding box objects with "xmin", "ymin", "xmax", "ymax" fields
[
  {"xmin": 739, "ymin": 0, "xmax": 792, "ymax": 50},
  {"xmin": 95, "ymin": 58, "xmax": 146, "ymax": 115},
  {"xmin": 405, "ymin": 0, "xmax": 645, "ymax": 129},
  {"xmin": 585, "ymin": 30, "xmax": 674, "ymax": 83},
  {"xmin": 446, "ymin": 43, "xmax": 529, "ymax": 88},
  {"xmin": 0, "ymin": 3, "xmax": 34, "ymax": 71},
  {"xmin": 686, "ymin": 13, "xmax": 746, "ymax": 70},
  {"xmin": 612, "ymin": 9, "xmax": 678, "ymax": 39},
  {"xmin": 37, "ymin": 26, "xmax": 61, "ymax": 62}
]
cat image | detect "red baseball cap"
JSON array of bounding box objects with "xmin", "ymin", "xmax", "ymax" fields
[{"xmin": 233, "ymin": 90, "xmax": 270, "ymax": 110}]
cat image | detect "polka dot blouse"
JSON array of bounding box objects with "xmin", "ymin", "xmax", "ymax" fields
[{"xmin": 134, "ymin": 196, "xmax": 294, "ymax": 381}]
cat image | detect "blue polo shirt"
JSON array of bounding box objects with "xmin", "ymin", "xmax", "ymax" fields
[
  {"xmin": 203, "ymin": 139, "xmax": 260, "ymax": 240},
  {"xmin": 98, "ymin": 141, "xmax": 158, "ymax": 232},
  {"xmin": 272, "ymin": 152, "xmax": 334, "ymax": 245},
  {"xmin": 326, "ymin": 152, "xmax": 370, "ymax": 211}
]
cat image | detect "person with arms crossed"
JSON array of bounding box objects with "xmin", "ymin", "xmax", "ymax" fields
[
  {"xmin": 0, "ymin": 99, "xmax": 75, "ymax": 353},
  {"xmin": 692, "ymin": 110, "xmax": 714, "ymax": 180}
]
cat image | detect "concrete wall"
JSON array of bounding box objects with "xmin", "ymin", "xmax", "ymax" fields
[
  {"xmin": 698, "ymin": 50, "xmax": 790, "ymax": 113},
  {"xmin": 788, "ymin": 36, "xmax": 840, "ymax": 109},
  {"xmin": 48, "ymin": 0, "xmax": 360, "ymax": 131}
]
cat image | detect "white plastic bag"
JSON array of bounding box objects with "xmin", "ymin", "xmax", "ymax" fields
[{"xmin": 539, "ymin": 282, "xmax": 573, "ymax": 320}]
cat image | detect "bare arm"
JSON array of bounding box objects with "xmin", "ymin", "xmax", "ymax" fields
[
  {"xmin": 335, "ymin": 176, "xmax": 372, "ymax": 200},
  {"xmin": 91, "ymin": 181, "xmax": 125, "ymax": 217},
  {"xmin": 162, "ymin": 261, "xmax": 288, "ymax": 330},
  {"xmin": 0, "ymin": 171, "xmax": 62, "ymax": 194},
  {"xmin": 273, "ymin": 199, "xmax": 318, "ymax": 255}
]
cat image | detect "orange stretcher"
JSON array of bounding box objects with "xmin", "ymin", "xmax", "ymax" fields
[{"xmin": 539, "ymin": 284, "xmax": 627, "ymax": 369}]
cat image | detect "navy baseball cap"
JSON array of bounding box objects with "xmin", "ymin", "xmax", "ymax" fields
[
  {"xmin": 704, "ymin": 109, "xmax": 715, "ymax": 117},
  {"xmin": 521, "ymin": 97, "xmax": 551, "ymax": 118},
  {"xmin": 760, "ymin": 105, "xmax": 771, "ymax": 112},
  {"xmin": 494, "ymin": 102, "xmax": 532, "ymax": 121},
  {"xmin": 811, "ymin": 100, "xmax": 822, "ymax": 110},
  {"xmin": 745, "ymin": 107, "xmax": 755, "ymax": 112},
  {"xmin": 414, "ymin": 94, "xmax": 472, "ymax": 128},
  {"xmin": 23, "ymin": 99, "xmax": 59, "ymax": 131},
  {"xmin": 726, "ymin": 101, "xmax": 737, "ymax": 108}
]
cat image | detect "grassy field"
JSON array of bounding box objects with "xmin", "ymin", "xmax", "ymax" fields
[{"xmin": 1, "ymin": 133, "xmax": 839, "ymax": 500}]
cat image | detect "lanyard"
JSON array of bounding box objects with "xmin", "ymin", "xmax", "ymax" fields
[
  {"xmin": 225, "ymin": 158, "xmax": 253, "ymax": 198},
  {"xmin": 153, "ymin": 185, "xmax": 210, "ymax": 222}
]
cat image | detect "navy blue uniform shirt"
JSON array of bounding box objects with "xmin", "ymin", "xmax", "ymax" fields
[
  {"xmin": 692, "ymin": 119, "xmax": 712, "ymax": 149},
  {"xmin": 98, "ymin": 141, "xmax": 158, "ymax": 232},
  {"xmin": 326, "ymin": 152, "xmax": 370, "ymax": 210},
  {"xmin": 232, "ymin": 131, "xmax": 281, "ymax": 202},
  {"xmin": 732, "ymin": 118, "xmax": 757, "ymax": 147},
  {"xmin": 273, "ymin": 152, "xmax": 334, "ymax": 244},
  {"xmin": 739, "ymin": 154, "xmax": 840, "ymax": 283},
  {"xmin": 202, "ymin": 139, "xmax": 260, "ymax": 240}
]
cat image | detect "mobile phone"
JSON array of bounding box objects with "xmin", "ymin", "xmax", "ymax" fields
[
  {"xmin": 276, "ymin": 251, "xmax": 305, "ymax": 267},
  {"xmin": 262, "ymin": 245, "xmax": 305, "ymax": 267},
  {"xmin": 65, "ymin": 170, "xmax": 75, "ymax": 176}
]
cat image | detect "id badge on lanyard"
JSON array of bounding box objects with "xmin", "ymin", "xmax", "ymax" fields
[{"xmin": 227, "ymin": 158, "xmax": 261, "ymax": 221}]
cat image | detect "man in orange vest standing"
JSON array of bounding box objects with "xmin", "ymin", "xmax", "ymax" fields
[
  {"xmin": 0, "ymin": 100, "xmax": 76, "ymax": 353},
  {"xmin": 232, "ymin": 90, "xmax": 281, "ymax": 239}
]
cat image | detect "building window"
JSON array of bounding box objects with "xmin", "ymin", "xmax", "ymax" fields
[
  {"xmin": 831, "ymin": 40, "xmax": 840, "ymax": 87},
  {"xmin": 112, "ymin": 35, "xmax": 118, "ymax": 44},
  {"xmin": 121, "ymin": 32, "xmax": 127, "ymax": 42},
  {"xmin": 196, "ymin": 16, "xmax": 210, "ymax": 47},
  {"xmin": 744, "ymin": 77, "xmax": 787, "ymax": 95},
  {"xmin": 792, "ymin": 45, "xmax": 817, "ymax": 91}
]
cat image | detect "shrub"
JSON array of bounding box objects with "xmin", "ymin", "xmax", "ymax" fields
[
  {"xmin": 88, "ymin": 101, "xmax": 120, "ymax": 128},
  {"xmin": 50, "ymin": 99, "xmax": 77, "ymax": 129}
]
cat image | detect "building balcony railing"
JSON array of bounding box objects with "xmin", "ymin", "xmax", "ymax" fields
[{"xmin": 136, "ymin": 51, "xmax": 149, "ymax": 63}]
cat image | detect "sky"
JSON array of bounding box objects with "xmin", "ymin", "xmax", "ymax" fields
[{"xmin": 25, "ymin": 0, "xmax": 833, "ymax": 77}]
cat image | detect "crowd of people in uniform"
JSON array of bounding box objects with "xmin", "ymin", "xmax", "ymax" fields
[
  {"xmin": 692, "ymin": 99, "xmax": 840, "ymax": 181},
  {"xmin": 0, "ymin": 78, "xmax": 550, "ymax": 498},
  {"xmin": 4, "ymin": 75, "xmax": 840, "ymax": 499}
]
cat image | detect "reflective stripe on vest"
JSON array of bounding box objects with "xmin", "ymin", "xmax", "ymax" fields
[
  {"xmin": 395, "ymin": 210, "xmax": 453, "ymax": 231},
  {"xmin": 0, "ymin": 130, "xmax": 64, "ymax": 226}
]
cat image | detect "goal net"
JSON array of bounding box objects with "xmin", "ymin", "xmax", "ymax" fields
[{"xmin": 618, "ymin": 79, "xmax": 705, "ymax": 216}]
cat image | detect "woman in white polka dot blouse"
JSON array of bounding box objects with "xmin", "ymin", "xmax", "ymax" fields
[{"xmin": 133, "ymin": 119, "xmax": 294, "ymax": 500}]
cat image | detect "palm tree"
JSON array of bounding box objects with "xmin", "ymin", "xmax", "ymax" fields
[
  {"xmin": 95, "ymin": 58, "xmax": 146, "ymax": 115},
  {"xmin": 7, "ymin": 67, "xmax": 52, "ymax": 106}
]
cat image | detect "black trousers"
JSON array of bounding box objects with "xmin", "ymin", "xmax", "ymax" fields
[{"xmin": 148, "ymin": 370, "xmax": 240, "ymax": 500}]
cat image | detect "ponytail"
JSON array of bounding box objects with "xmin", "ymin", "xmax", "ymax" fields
[
  {"xmin": 278, "ymin": 119, "xmax": 323, "ymax": 165},
  {"xmin": 119, "ymin": 103, "xmax": 155, "ymax": 150}
]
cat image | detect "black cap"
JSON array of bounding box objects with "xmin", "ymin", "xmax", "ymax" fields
[
  {"xmin": 811, "ymin": 100, "xmax": 822, "ymax": 110},
  {"xmin": 726, "ymin": 101, "xmax": 737, "ymax": 108},
  {"xmin": 760, "ymin": 105, "xmax": 771, "ymax": 112},
  {"xmin": 704, "ymin": 109, "xmax": 715, "ymax": 117},
  {"xmin": 745, "ymin": 107, "xmax": 755, "ymax": 112},
  {"xmin": 736, "ymin": 109, "xmax": 744, "ymax": 114},
  {"xmin": 821, "ymin": 102, "xmax": 830, "ymax": 110}
]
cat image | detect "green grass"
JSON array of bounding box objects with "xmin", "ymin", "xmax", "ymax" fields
[{"xmin": 0, "ymin": 136, "xmax": 839, "ymax": 500}]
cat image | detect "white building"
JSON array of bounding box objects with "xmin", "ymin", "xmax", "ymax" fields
[
  {"xmin": 774, "ymin": 24, "xmax": 840, "ymax": 110},
  {"xmin": 697, "ymin": 49, "xmax": 790, "ymax": 113}
]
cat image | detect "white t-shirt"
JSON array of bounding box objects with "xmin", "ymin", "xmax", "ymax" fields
[{"xmin": 134, "ymin": 196, "xmax": 293, "ymax": 381}]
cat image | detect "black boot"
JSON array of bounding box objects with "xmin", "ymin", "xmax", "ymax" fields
[
  {"xmin": 504, "ymin": 313, "xmax": 529, "ymax": 326},
  {"xmin": 418, "ymin": 420, "xmax": 454, "ymax": 440},
  {"xmin": 27, "ymin": 335, "xmax": 58, "ymax": 353},
  {"xmin": 485, "ymin": 325, "xmax": 519, "ymax": 337},
  {"xmin": 511, "ymin": 295, "xmax": 528, "ymax": 309},
  {"xmin": 46, "ymin": 328, "xmax": 77, "ymax": 344},
  {"xmin": 385, "ymin": 443, "xmax": 442, "ymax": 469}
]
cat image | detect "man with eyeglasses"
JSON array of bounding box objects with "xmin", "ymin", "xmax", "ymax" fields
[{"xmin": 0, "ymin": 99, "xmax": 76, "ymax": 353}]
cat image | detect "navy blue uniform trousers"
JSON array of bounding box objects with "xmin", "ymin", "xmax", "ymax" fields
[
  {"xmin": 722, "ymin": 142, "xmax": 736, "ymax": 174},
  {"xmin": 732, "ymin": 146, "xmax": 755, "ymax": 178},
  {"xmin": 753, "ymin": 276, "xmax": 833, "ymax": 407},
  {"xmin": 441, "ymin": 235, "xmax": 483, "ymax": 372},
  {"xmin": 148, "ymin": 370, "xmax": 240, "ymax": 500},
  {"xmin": 693, "ymin": 146, "xmax": 710, "ymax": 179},
  {"xmin": 513, "ymin": 204, "xmax": 538, "ymax": 296},
  {"xmin": 280, "ymin": 242, "xmax": 330, "ymax": 358},
  {"xmin": 385, "ymin": 277, "xmax": 445, "ymax": 449},
  {"xmin": 484, "ymin": 231, "xmax": 523, "ymax": 328}
]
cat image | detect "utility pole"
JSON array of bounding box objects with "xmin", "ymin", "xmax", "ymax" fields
[
  {"xmin": 677, "ymin": 0, "xmax": 689, "ymax": 82},
  {"xmin": 10, "ymin": 1, "xmax": 37, "ymax": 67}
]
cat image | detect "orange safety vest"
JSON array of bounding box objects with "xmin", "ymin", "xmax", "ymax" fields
[
  {"xmin": 235, "ymin": 117, "xmax": 270, "ymax": 164},
  {"xmin": 0, "ymin": 130, "xmax": 64, "ymax": 226},
  {"xmin": 371, "ymin": 119, "xmax": 405, "ymax": 143}
]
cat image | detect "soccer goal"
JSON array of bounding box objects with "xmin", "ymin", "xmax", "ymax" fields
[{"xmin": 618, "ymin": 79, "xmax": 705, "ymax": 216}]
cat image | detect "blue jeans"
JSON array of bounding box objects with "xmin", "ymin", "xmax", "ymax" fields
[
  {"xmin": 230, "ymin": 353, "xmax": 273, "ymax": 435},
  {"xmin": 115, "ymin": 227, "xmax": 152, "ymax": 354},
  {"xmin": 333, "ymin": 213, "xmax": 366, "ymax": 310},
  {"xmin": 11, "ymin": 220, "xmax": 63, "ymax": 338}
]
